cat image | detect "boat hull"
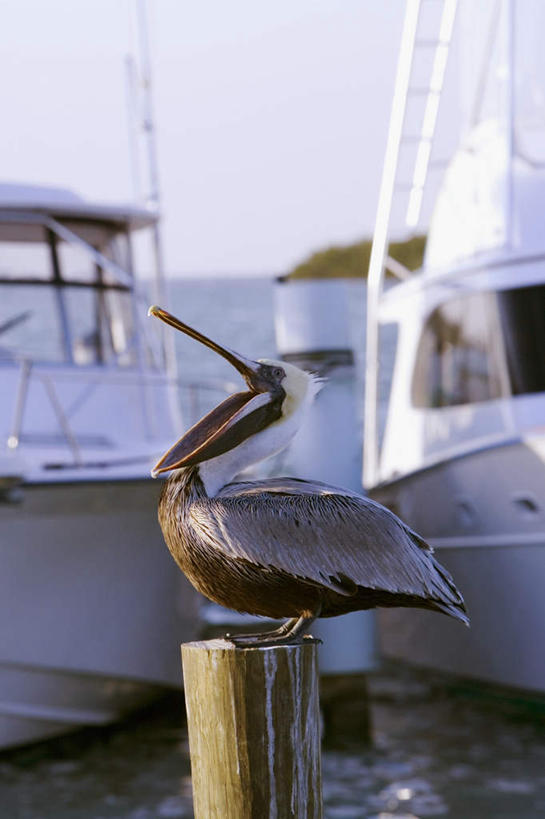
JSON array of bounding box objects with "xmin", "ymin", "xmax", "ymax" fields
[
  {"xmin": 0, "ymin": 478, "xmax": 201, "ymax": 749},
  {"xmin": 372, "ymin": 438, "xmax": 545, "ymax": 693}
]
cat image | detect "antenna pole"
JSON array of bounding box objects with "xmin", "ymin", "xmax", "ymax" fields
[
  {"xmin": 136, "ymin": 0, "xmax": 161, "ymax": 211},
  {"xmin": 504, "ymin": 0, "xmax": 515, "ymax": 249},
  {"xmin": 130, "ymin": 0, "xmax": 177, "ymax": 375},
  {"xmin": 125, "ymin": 53, "xmax": 142, "ymax": 203}
]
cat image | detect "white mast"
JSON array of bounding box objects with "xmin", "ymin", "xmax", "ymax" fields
[
  {"xmin": 127, "ymin": 0, "xmax": 176, "ymax": 375},
  {"xmin": 504, "ymin": 0, "xmax": 515, "ymax": 249}
]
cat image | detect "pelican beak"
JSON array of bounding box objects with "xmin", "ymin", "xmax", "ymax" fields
[{"xmin": 148, "ymin": 306, "xmax": 285, "ymax": 475}]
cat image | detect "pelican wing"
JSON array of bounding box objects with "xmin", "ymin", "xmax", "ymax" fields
[{"xmin": 187, "ymin": 478, "xmax": 464, "ymax": 607}]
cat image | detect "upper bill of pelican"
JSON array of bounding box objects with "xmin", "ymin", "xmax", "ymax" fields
[{"xmin": 148, "ymin": 306, "xmax": 287, "ymax": 476}]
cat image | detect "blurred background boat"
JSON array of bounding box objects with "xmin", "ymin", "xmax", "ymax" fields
[
  {"xmin": 364, "ymin": 0, "xmax": 545, "ymax": 693},
  {"xmin": 0, "ymin": 182, "xmax": 207, "ymax": 749}
]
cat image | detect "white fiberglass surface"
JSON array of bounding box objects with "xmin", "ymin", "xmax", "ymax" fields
[
  {"xmin": 0, "ymin": 364, "xmax": 179, "ymax": 480},
  {"xmin": 425, "ymin": 129, "xmax": 545, "ymax": 270}
]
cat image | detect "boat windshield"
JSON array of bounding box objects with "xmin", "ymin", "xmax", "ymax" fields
[
  {"xmin": 412, "ymin": 283, "xmax": 545, "ymax": 407},
  {"xmin": 0, "ymin": 221, "xmax": 141, "ymax": 367}
]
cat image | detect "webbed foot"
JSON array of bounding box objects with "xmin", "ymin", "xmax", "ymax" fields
[
  {"xmin": 228, "ymin": 632, "xmax": 322, "ymax": 648},
  {"xmin": 225, "ymin": 611, "xmax": 320, "ymax": 648}
]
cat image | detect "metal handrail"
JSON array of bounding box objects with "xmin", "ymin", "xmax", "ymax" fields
[
  {"xmin": 8, "ymin": 359, "xmax": 82, "ymax": 463},
  {"xmin": 41, "ymin": 375, "xmax": 82, "ymax": 465},
  {"xmin": 363, "ymin": 0, "xmax": 458, "ymax": 489},
  {"xmin": 7, "ymin": 358, "xmax": 32, "ymax": 450},
  {"xmin": 363, "ymin": 0, "xmax": 422, "ymax": 489},
  {"xmin": 5, "ymin": 357, "xmax": 236, "ymax": 460}
]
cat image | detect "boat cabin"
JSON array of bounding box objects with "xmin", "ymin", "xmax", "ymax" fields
[
  {"xmin": 372, "ymin": 124, "xmax": 545, "ymax": 487},
  {"xmin": 0, "ymin": 183, "xmax": 164, "ymax": 369},
  {"xmin": 0, "ymin": 183, "xmax": 178, "ymax": 480}
]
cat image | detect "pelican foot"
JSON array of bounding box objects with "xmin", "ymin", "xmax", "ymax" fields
[
  {"xmin": 227, "ymin": 633, "xmax": 322, "ymax": 649},
  {"xmin": 225, "ymin": 629, "xmax": 281, "ymax": 643},
  {"xmin": 226, "ymin": 612, "xmax": 321, "ymax": 648},
  {"xmin": 225, "ymin": 616, "xmax": 299, "ymax": 644}
]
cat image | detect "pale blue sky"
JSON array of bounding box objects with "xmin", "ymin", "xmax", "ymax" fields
[{"xmin": 2, "ymin": 1, "xmax": 429, "ymax": 276}]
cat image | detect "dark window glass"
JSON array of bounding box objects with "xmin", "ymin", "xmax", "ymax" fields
[
  {"xmin": 379, "ymin": 322, "xmax": 399, "ymax": 445},
  {"xmin": 412, "ymin": 290, "xmax": 504, "ymax": 407},
  {"xmin": 497, "ymin": 284, "xmax": 545, "ymax": 395}
]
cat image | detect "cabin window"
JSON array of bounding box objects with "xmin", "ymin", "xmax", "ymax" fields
[
  {"xmin": 64, "ymin": 287, "xmax": 103, "ymax": 365},
  {"xmin": 413, "ymin": 284, "xmax": 545, "ymax": 407},
  {"xmin": 57, "ymin": 241, "xmax": 96, "ymax": 283},
  {"xmin": 412, "ymin": 290, "xmax": 504, "ymax": 407},
  {"xmin": 0, "ymin": 235, "xmax": 52, "ymax": 280},
  {"xmin": 379, "ymin": 322, "xmax": 399, "ymax": 444},
  {"xmin": 498, "ymin": 284, "xmax": 545, "ymax": 395},
  {"xmin": 0, "ymin": 222, "xmax": 140, "ymax": 368},
  {"xmin": 64, "ymin": 287, "xmax": 137, "ymax": 367},
  {"xmin": 0, "ymin": 285, "xmax": 65, "ymax": 362},
  {"xmin": 58, "ymin": 222, "xmax": 131, "ymax": 285},
  {"xmin": 102, "ymin": 289, "xmax": 137, "ymax": 366}
]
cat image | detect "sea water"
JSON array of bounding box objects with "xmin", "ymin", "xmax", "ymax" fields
[
  {"xmin": 166, "ymin": 276, "xmax": 367, "ymax": 394},
  {"xmin": 3, "ymin": 663, "xmax": 545, "ymax": 818}
]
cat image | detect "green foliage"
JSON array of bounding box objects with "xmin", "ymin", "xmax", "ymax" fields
[{"xmin": 287, "ymin": 235, "xmax": 426, "ymax": 279}]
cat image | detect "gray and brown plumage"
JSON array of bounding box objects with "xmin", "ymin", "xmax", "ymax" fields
[{"xmin": 149, "ymin": 306, "xmax": 468, "ymax": 646}]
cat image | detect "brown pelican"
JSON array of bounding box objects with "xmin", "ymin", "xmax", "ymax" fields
[{"xmin": 149, "ymin": 305, "xmax": 468, "ymax": 646}]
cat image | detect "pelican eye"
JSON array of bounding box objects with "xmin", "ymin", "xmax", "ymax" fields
[{"xmin": 272, "ymin": 367, "xmax": 284, "ymax": 379}]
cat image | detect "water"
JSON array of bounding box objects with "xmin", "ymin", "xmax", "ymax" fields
[
  {"xmin": 3, "ymin": 664, "xmax": 545, "ymax": 818},
  {"xmin": 165, "ymin": 275, "xmax": 367, "ymax": 385},
  {"xmin": 167, "ymin": 277, "xmax": 281, "ymax": 369}
]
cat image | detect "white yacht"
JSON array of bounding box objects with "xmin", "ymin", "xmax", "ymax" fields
[
  {"xmin": 0, "ymin": 182, "xmax": 201, "ymax": 749},
  {"xmin": 364, "ymin": 0, "xmax": 545, "ymax": 693}
]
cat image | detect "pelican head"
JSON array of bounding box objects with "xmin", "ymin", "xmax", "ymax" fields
[{"xmin": 148, "ymin": 306, "xmax": 319, "ymax": 488}]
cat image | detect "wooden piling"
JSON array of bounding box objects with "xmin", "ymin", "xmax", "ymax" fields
[{"xmin": 181, "ymin": 639, "xmax": 323, "ymax": 819}]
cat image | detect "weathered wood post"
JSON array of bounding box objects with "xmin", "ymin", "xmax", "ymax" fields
[{"xmin": 181, "ymin": 638, "xmax": 323, "ymax": 818}]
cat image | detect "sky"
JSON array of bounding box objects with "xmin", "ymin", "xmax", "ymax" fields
[
  {"xmin": 0, "ymin": 0, "xmax": 463, "ymax": 278},
  {"xmin": 0, "ymin": 0, "xmax": 413, "ymax": 277}
]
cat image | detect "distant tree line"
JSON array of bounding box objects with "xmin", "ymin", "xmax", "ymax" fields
[{"xmin": 287, "ymin": 234, "xmax": 426, "ymax": 279}]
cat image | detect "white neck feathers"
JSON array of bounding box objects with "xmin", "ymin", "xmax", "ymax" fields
[{"xmin": 199, "ymin": 363, "xmax": 321, "ymax": 496}]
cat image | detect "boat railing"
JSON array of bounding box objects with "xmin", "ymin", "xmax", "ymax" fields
[
  {"xmin": 5, "ymin": 356, "xmax": 236, "ymax": 463},
  {"xmin": 364, "ymin": 0, "xmax": 458, "ymax": 489}
]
